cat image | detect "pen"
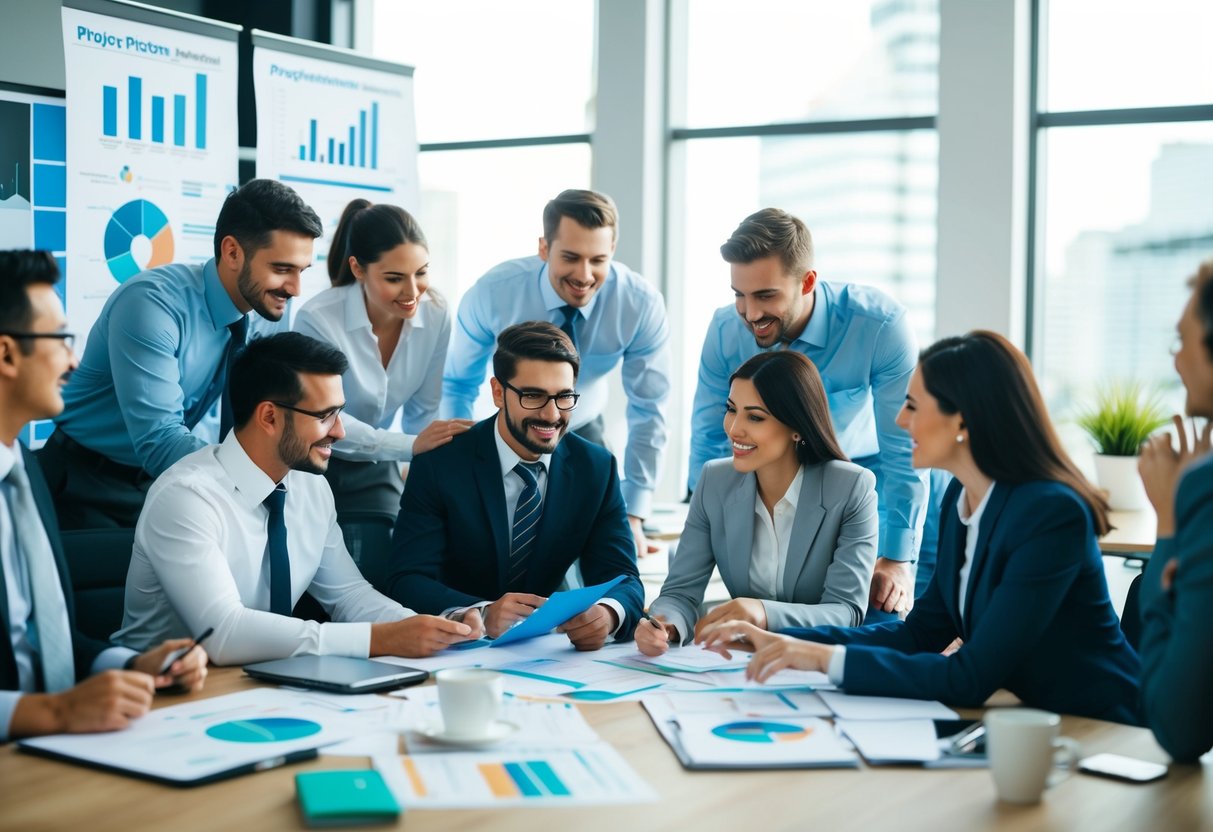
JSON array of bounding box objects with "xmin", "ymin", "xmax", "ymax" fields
[
  {"xmin": 640, "ymin": 610, "xmax": 667, "ymax": 635},
  {"xmin": 159, "ymin": 626, "xmax": 214, "ymax": 675},
  {"xmin": 949, "ymin": 723, "xmax": 987, "ymax": 755}
]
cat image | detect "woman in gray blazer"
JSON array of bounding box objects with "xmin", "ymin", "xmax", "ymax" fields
[{"xmin": 637, "ymin": 351, "xmax": 878, "ymax": 655}]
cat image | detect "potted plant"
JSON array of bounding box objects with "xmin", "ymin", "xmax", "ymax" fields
[{"xmin": 1077, "ymin": 382, "xmax": 1169, "ymax": 510}]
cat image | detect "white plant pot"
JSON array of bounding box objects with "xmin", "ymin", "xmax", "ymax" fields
[{"xmin": 1093, "ymin": 454, "xmax": 1149, "ymax": 511}]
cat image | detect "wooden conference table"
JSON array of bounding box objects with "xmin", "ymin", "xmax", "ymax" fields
[{"xmin": 1, "ymin": 668, "xmax": 1207, "ymax": 832}]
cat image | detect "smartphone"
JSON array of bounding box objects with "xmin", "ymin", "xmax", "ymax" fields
[{"xmin": 1078, "ymin": 753, "xmax": 1168, "ymax": 784}]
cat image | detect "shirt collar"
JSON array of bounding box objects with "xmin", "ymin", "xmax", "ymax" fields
[
  {"xmin": 202, "ymin": 258, "xmax": 245, "ymax": 330},
  {"xmin": 0, "ymin": 440, "xmax": 18, "ymax": 481},
  {"xmin": 797, "ymin": 283, "xmax": 829, "ymax": 348},
  {"xmin": 341, "ymin": 282, "xmax": 426, "ymax": 332},
  {"xmin": 752, "ymin": 465, "xmax": 805, "ymax": 512},
  {"xmin": 216, "ymin": 430, "xmax": 282, "ymax": 508},
  {"xmin": 492, "ymin": 414, "xmax": 552, "ymax": 480},
  {"xmin": 537, "ymin": 261, "xmax": 601, "ymax": 319},
  {"xmin": 957, "ymin": 482, "xmax": 996, "ymax": 528}
]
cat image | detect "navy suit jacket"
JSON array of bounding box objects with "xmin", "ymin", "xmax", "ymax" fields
[
  {"xmin": 387, "ymin": 417, "xmax": 643, "ymax": 638},
  {"xmin": 785, "ymin": 479, "xmax": 1141, "ymax": 724},
  {"xmin": 1139, "ymin": 454, "xmax": 1213, "ymax": 762},
  {"xmin": 1, "ymin": 444, "xmax": 109, "ymax": 691}
]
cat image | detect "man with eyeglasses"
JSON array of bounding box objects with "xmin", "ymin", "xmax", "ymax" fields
[
  {"xmin": 1, "ymin": 251, "xmax": 208, "ymax": 741},
  {"xmin": 113, "ymin": 332, "xmax": 480, "ymax": 664},
  {"xmin": 38, "ymin": 179, "xmax": 323, "ymax": 529},
  {"xmin": 389, "ymin": 321, "xmax": 643, "ymax": 651}
]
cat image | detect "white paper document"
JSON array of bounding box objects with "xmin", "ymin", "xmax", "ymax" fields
[
  {"xmin": 673, "ymin": 713, "xmax": 858, "ymax": 768},
  {"xmin": 835, "ymin": 718, "xmax": 942, "ymax": 763},
  {"xmin": 632, "ymin": 646, "xmax": 751, "ymax": 673},
  {"xmin": 396, "ymin": 686, "xmax": 601, "ymax": 750},
  {"xmin": 817, "ymin": 691, "xmax": 959, "ymax": 721}
]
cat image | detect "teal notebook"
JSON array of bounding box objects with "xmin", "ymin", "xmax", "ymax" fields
[{"xmin": 295, "ymin": 770, "xmax": 401, "ymax": 827}]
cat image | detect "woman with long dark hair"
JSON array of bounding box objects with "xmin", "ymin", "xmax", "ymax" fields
[
  {"xmin": 636, "ymin": 351, "xmax": 878, "ymax": 656},
  {"xmin": 700, "ymin": 331, "xmax": 1141, "ymax": 724},
  {"xmin": 294, "ymin": 199, "xmax": 471, "ymax": 522}
]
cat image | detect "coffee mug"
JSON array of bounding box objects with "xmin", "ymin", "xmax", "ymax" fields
[
  {"xmin": 435, "ymin": 668, "xmax": 503, "ymax": 739},
  {"xmin": 985, "ymin": 708, "xmax": 1081, "ymax": 804}
]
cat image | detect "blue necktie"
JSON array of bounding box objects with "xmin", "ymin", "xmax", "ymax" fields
[
  {"xmin": 508, "ymin": 462, "xmax": 544, "ymax": 590},
  {"xmin": 559, "ymin": 305, "xmax": 580, "ymax": 350},
  {"xmin": 263, "ymin": 484, "xmax": 292, "ymax": 616},
  {"xmin": 219, "ymin": 316, "xmax": 248, "ymax": 439}
]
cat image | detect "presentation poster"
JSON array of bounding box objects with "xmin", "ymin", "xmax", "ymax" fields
[
  {"xmin": 252, "ymin": 31, "xmax": 418, "ymax": 301},
  {"xmin": 61, "ymin": 0, "xmax": 239, "ymax": 341}
]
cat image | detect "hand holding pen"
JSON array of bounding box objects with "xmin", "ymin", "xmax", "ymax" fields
[
  {"xmin": 129, "ymin": 627, "xmax": 212, "ymax": 692},
  {"xmin": 635, "ymin": 611, "xmax": 676, "ymax": 657}
]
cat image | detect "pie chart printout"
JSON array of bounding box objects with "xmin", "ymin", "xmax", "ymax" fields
[
  {"xmin": 105, "ymin": 198, "xmax": 174, "ymax": 282},
  {"xmin": 204, "ymin": 717, "xmax": 322, "ymax": 743},
  {"xmin": 710, "ymin": 720, "xmax": 814, "ymax": 744}
]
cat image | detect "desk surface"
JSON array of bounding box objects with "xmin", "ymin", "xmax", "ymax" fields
[
  {"xmin": 2, "ymin": 668, "xmax": 1207, "ymax": 832},
  {"xmin": 1101, "ymin": 509, "xmax": 1159, "ymax": 556}
]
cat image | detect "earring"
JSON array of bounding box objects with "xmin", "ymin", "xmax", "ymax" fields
[{"xmin": 956, "ymin": 434, "xmax": 965, "ymax": 444}]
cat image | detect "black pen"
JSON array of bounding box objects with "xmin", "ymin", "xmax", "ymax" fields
[
  {"xmin": 158, "ymin": 626, "xmax": 214, "ymax": 675},
  {"xmin": 639, "ymin": 610, "xmax": 667, "ymax": 634}
]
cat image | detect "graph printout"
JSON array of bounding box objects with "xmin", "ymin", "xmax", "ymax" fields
[
  {"xmin": 253, "ymin": 33, "xmax": 419, "ymax": 302},
  {"xmin": 61, "ymin": 1, "xmax": 240, "ymax": 342}
]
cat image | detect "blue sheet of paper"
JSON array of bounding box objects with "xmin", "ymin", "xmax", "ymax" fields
[{"xmin": 490, "ymin": 575, "xmax": 627, "ymax": 647}]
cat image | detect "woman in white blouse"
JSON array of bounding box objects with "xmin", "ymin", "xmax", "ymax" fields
[
  {"xmin": 636, "ymin": 351, "xmax": 879, "ymax": 656},
  {"xmin": 295, "ymin": 199, "xmax": 471, "ymax": 521}
]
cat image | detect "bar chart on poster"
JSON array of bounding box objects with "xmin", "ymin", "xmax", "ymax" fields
[
  {"xmin": 60, "ymin": 0, "xmax": 239, "ymax": 341},
  {"xmin": 253, "ymin": 32, "xmax": 418, "ymax": 303}
]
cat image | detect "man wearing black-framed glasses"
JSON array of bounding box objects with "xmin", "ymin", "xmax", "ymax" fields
[{"xmin": 389, "ymin": 321, "xmax": 643, "ymax": 651}]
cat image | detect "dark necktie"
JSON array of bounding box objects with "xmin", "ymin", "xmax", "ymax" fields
[
  {"xmin": 219, "ymin": 316, "xmax": 248, "ymax": 439},
  {"xmin": 508, "ymin": 462, "xmax": 544, "ymax": 590},
  {"xmin": 263, "ymin": 484, "xmax": 292, "ymax": 616},
  {"xmin": 559, "ymin": 305, "xmax": 580, "ymax": 351}
]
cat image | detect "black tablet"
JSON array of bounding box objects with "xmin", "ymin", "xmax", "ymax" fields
[{"xmin": 243, "ymin": 655, "xmax": 428, "ymax": 693}]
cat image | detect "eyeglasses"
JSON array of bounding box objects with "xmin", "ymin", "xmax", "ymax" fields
[
  {"xmin": 0, "ymin": 331, "xmax": 76, "ymax": 352},
  {"xmin": 499, "ymin": 379, "xmax": 580, "ymax": 411},
  {"xmin": 270, "ymin": 401, "xmax": 345, "ymax": 429}
]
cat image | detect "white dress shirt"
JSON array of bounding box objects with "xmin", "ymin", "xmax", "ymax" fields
[
  {"xmin": 113, "ymin": 432, "xmax": 414, "ymax": 665},
  {"xmin": 1, "ymin": 442, "xmax": 133, "ymax": 741},
  {"xmin": 294, "ymin": 283, "xmax": 450, "ymax": 462},
  {"xmin": 749, "ymin": 467, "xmax": 804, "ymax": 601}
]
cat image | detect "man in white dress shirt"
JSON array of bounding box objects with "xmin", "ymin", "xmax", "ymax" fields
[{"xmin": 114, "ymin": 332, "xmax": 481, "ymax": 665}]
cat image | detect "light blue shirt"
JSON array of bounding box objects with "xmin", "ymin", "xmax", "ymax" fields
[
  {"xmin": 689, "ymin": 281, "xmax": 927, "ymax": 562},
  {"xmin": 442, "ymin": 255, "xmax": 671, "ymax": 518},
  {"xmin": 56, "ymin": 259, "xmax": 248, "ymax": 477}
]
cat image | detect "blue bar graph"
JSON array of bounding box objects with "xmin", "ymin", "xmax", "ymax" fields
[
  {"xmin": 174, "ymin": 95, "xmax": 186, "ymax": 147},
  {"xmin": 328, "ymin": 138, "xmax": 334, "ymax": 165},
  {"xmin": 128, "ymin": 76, "xmax": 142, "ymax": 140},
  {"xmin": 309, "ymin": 119, "xmax": 317, "ymax": 162},
  {"xmin": 358, "ymin": 110, "xmax": 366, "ymax": 167},
  {"xmin": 151, "ymin": 96, "xmax": 164, "ymax": 143},
  {"xmin": 103, "ymin": 86, "xmax": 118, "ymax": 137},
  {"xmin": 371, "ymin": 102, "xmax": 378, "ymax": 168},
  {"xmin": 99, "ymin": 73, "xmax": 209, "ymax": 149},
  {"xmin": 195, "ymin": 73, "xmax": 207, "ymax": 150},
  {"xmin": 294, "ymin": 102, "xmax": 382, "ymax": 170}
]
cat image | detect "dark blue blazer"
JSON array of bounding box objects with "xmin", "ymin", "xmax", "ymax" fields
[
  {"xmin": 1, "ymin": 444, "xmax": 109, "ymax": 692},
  {"xmin": 785, "ymin": 479, "xmax": 1142, "ymax": 724},
  {"xmin": 1139, "ymin": 454, "xmax": 1213, "ymax": 762},
  {"xmin": 387, "ymin": 417, "xmax": 643, "ymax": 638}
]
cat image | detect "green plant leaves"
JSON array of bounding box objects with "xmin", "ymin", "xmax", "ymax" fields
[{"xmin": 1076, "ymin": 382, "xmax": 1170, "ymax": 457}]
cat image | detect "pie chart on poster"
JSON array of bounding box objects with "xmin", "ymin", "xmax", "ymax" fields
[
  {"xmin": 205, "ymin": 717, "xmax": 322, "ymax": 743},
  {"xmin": 711, "ymin": 721, "xmax": 813, "ymax": 744},
  {"xmin": 104, "ymin": 198, "xmax": 174, "ymax": 283}
]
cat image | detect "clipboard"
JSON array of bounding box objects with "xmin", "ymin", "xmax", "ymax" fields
[
  {"xmin": 18, "ymin": 742, "xmax": 317, "ymax": 787},
  {"xmin": 491, "ymin": 575, "xmax": 627, "ymax": 647}
]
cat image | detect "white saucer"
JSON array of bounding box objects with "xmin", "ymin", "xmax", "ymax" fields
[{"xmin": 417, "ymin": 720, "xmax": 519, "ymax": 748}]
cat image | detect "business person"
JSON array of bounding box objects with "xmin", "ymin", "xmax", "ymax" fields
[
  {"xmin": 114, "ymin": 333, "xmax": 479, "ymax": 666},
  {"xmin": 636, "ymin": 351, "xmax": 878, "ymax": 656},
  {"xmin": 700, "ymin": 331, "xmax": 1141, "ymax": 725},
  {"xmin": 294, "ymin": 199, "xmax": 470, "ymax": 520},
  {"xmin": 1138, "ymin": 256, "xmax": 1213, "ymax": 762},
  {"xmin": 688, "ymin": 208, "xmax": 928, "ymax": 617},
  {"xmin": 38, "ymin": 180, "xmax": 323, "ymax": 528},
  {"xmin": 442, "ymin": 190, "xmax": 671, "ymax": 558},
  {"xmin": 390, "ymin": 321, "xmax": 643, "ymax": 650},
  {"xmin": 0, "ymin": 251, "xmax": 205, "ymax": 741}
]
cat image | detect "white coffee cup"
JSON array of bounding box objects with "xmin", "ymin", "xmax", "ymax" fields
[
  {"xmin": 435, "ymin": 668, "xmax": 503, "ymax": 739},
  {"xmin": 985, "ymin": 708, "xmax": 1081, "ymax": 804}
]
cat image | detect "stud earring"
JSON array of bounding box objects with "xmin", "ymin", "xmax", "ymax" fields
[{"xmin": 956, "ymin": 434, "xmax": 965, "ymax": 444}]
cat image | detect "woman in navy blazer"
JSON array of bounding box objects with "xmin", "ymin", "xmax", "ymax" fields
[{"xmin": 701, "ymin": 331, "xmax": 1141, "ymax": 725}]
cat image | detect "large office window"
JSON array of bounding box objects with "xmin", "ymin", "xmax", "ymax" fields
[
  {"xmin": 668, "ymin": 0, "xmax": 939, "ymax": 483},
  {"xmin": 1031, "ymin": 0, "xmax": 1213, "ymax": 427},
  {"xmin": 368, "ymin": 0, "xmax": 594, "ymax": 299}
]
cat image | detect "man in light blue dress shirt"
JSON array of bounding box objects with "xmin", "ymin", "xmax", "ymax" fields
[
  {"xmin": 688, "ymin": 209, "xmax": 928, "ymax": 617},
  {"xmin": 442, "ymin": 190, "xmax": 672, "ymax": 557},
  {"xmin": 37, "ymin": 180, "xmax": 323, "ymax": 529}
]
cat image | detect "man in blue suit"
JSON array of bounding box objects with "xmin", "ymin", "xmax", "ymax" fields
[{"xmin": 388, "ymin": 321, "xmax": 642, "ymax": 650}]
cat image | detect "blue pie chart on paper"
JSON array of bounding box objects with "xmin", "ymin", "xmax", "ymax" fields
[
  {"xmin": 104, "ymin": 198, "xmax": 175, "ymax": 283},
  {"xmin": 711, "ymin": 721, "xmax": 813, "ymax": 744},
  {"xmin": 205, "ymin": 717, "xmax": 321, "ymax": 743}
]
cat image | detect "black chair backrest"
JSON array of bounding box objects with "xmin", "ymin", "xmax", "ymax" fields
[
  {"xmin": 61, "ymin": 528, "xmax": 136, "ymax": 643},
  {"xmin": 1120, "ymin": 571, "xmax": 1145, "ymax": 652}
]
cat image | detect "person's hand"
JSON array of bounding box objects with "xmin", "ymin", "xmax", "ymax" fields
[
  {"xmin": 412, "ymin": 419, "xmax": 474, "ymax": 455},
  {"xmin": 10, "ymin": 670, "xmax": 155, "ymax": 737},
  {"xmin": 635, "ymin": 614, "xmax": 676, "ymax": 656},
  {"xmin": 693, "ymin": 598, "xmax": 768, "ymax": 642},
  {"xmin": 941, "ymin": 637, "xmax": 964, "ymax": 656},
  {"xmin": 1161, "ymin": 558, "xmax": 1179, "ymax": 592},
  {"xmin": 742, "ymin": 633, "xmax": 835, "ymax": 684},
  {"xmin": 370, "ymin": 615, "xmax": 474, "ymax": 658},
  {"xmin": 453, "ymin": 606, "xmax": 486, "ymax": 639},
  {"xmin": 130, "ymin": 638, "xmax": 208, "ymax": 691},
  {"xmin": 628, "ymin": 515, "xmax": 660, "ymax": 559},
  {"xmin": 557, "ymin": 603, "xmax": 618, "ymax": 651},
  {"xmin": 694, "ymin": 619, "xmax": 777, "ymax": 659},
  {"xmin": 484, "ymin": 593, "xmax": 547, "ymax": 638},
  {"xmin": 869, "ymin": 558, "xmax": 914, "ymax": 614},
  {"xmin": 1140, "ymin": 415, "xmax": 1213, "ymax": 537}
]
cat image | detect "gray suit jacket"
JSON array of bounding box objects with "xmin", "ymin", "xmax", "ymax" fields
[{"xmin": 651, "ymin": 458, "xmax": 878, "ymax": 642}]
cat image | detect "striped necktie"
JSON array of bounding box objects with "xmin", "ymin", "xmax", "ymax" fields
[{"xmin": 508, "ymin": 461, "xmax": 545, "ymax": 590}]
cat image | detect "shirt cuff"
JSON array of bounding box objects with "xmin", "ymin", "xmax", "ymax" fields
[
  {"xmin": 598, "ymin": 599, "xmax": 626, "ymax": 638},
  {"xmin": 318, "ymin": 622, "xmax": 375, "ymax": 658},
  {"xmin": 827, "ymin": 646, "xmax": 847, "ymax": 686},
  {"xmin": 620, "ymin": 482, "xmax": 654, "ymax": 521},
  {"xmin": 879, "ymin": 525, "xmax": 919, "ymax": 563},
  {"xmin": 93, "ymin": 646, "xmax": 139, "ymax": 674},
  {"xmin": 0, "ymin": 692, "xmax": 22, "ymax": 743}
]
